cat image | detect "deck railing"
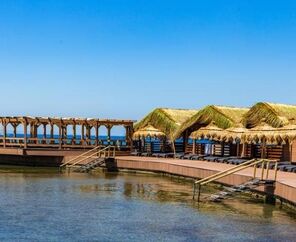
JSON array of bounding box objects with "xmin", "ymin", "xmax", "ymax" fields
[{"xmin": 0, "ymin": 137, "xmax": 130, "ymax": 150}]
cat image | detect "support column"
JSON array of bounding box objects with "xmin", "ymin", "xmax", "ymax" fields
[
  {"xmin": 43, "ymin": 124, "xmax": 47, "ymax": 139},
  {"xmin": 107, "ymin": 125, "xmax": 112, "ymax": 145},
  {"xmin": 95, "ymin": 123, "xmax": 99, "ymax": 146},
  {"xmin": 13, "ymin": 124, "xmax": 17, "ymax": 138},
  {"xmin": 58, "ymin": 123, "xmax": 62, "ymax": 149},
  {"xmin": 183, "ymin": 130, "xmax": 189, "ymax": 153},
  {"xmin": 23, "ymin": 119, "xmax": 27, "ymax": 149},
  {"xmin": 261, "ymin": 140, "xmax": 267, "ymax": 159},
  {"xmin": 81, "ymin": 124, "xmax": 85, "ymax": 146},
  {"xmin": 72, "ymin": 124, "xmax": 76, "ymax": 145},
  {"xmin": 3, "ymin": 122, "xmax": 7, "ymax": 148},
  {"xmin": 50, "ymin": 124, "xmax": 54, "ymax": 144},
  {"xmin": 192, "ymin": 139, "xmax": 196, "ymax": 154},
  {"xmin": 86, "ymin": 125, "xmax": 91, "ymax": 145},
  {"xmin": 63, "ymin": 125, "xmax": 67, "ymax": 144}
]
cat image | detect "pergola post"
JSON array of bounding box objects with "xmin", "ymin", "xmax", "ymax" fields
[
  {"xmin": 63, "ymin": 125, "xmax": 67, "ymax": 144},
  {"xmin": 23, "ymin": 119, "xmax": 27, "ymax": 149},
  {"xmin": 3, "ymin": 122, "xmax": 7, "ymax": 148},
  {"xmin": 72, "ymin": 124, "xmax": 76, "ymax": 145},
  {"xmin": 43, "ymin": 124, "xmax": 47, "ymax": 139},
  {"xmin": 86, "ymin": 125, "xmax": 91, "ymax": 145},
  {"xmin": 107, "ymin": 125, "xmax": 112, "ymax": 145},
  {"xmin": 95, "ymin": 123, "xmax": 99, "ymax": 146},
  {"xmin": 58, "ymin": 122, "xmax": 62, "ymax": 149},
  {"xmin": 81, "ymin": 124, "xmax": 85, "ymax": 146},
  {"xmin": 13, "ymin": 124, "xmax": 17, "ymax": 138},
  {"xmin": 50, "ymin": 123, "xmax": 54, "ymax": 141}
]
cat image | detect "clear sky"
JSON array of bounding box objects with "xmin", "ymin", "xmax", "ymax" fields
[{"xmin": 1, "ymin": 0, "xmax": 296, "ymax": 122}]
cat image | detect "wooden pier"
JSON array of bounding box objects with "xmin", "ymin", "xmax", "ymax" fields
[{"xmin": 0, "ymin": 116, "xmax": 134, "ymax": 165}]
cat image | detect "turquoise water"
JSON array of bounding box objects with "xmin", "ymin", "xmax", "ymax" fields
[{"xmin": 0, "ymin": 167, "xmax": 296, "ymax": 241}]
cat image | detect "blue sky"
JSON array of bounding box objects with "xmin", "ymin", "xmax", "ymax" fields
[{"xmin": 1, "ymin": 0, "xmax": 296, "ymax": 122}]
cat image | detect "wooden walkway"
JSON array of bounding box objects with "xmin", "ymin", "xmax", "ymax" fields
[{"xmin": 115, "ymin": 156, "xmax": 296, "ymax": 204}]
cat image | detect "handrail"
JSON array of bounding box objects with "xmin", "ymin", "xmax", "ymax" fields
[
  {"xmin": 60, "ymin": 145, "xmax": 103, "ymax": 168},
  {"xmin": 195, "ymin": 158, "xmax": 257, "ymax": 185}
]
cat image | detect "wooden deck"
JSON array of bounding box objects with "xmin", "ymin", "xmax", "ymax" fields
[{"xmin": 115, "ymin": 156, "xmax": 296, "ymax": 205}]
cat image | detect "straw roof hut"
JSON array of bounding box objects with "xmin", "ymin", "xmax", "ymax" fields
[
  {"xmin": 133, "ymin": 125, "xmax": 166, "ymax": 139},
  {"xmin": 174, "ymin": 105, "xmax": 249, "ymax": 139},
  {"xmin": 134, "ymin": 108, "xmax": 198, "ymax": 140},
  {"xmin": 243, "ymin": 102, "xmax": 296, "ymax": 128}
]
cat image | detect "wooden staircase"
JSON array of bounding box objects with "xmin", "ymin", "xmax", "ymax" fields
[
  {"xmin": 193, "ymin": 158, "xmax": 279, "ymax": 202},
  {"xmin": 59, "ymin": 145, "xmax": 116, "ymax": 173}
]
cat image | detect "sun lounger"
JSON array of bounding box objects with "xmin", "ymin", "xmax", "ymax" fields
[
  {"xmin": 141, "ymin": 152, "xmax": 151, "ymax": 157},
  {"xmin": 203, "ymin": 156, "xmax": 220, "ymax": 162},
  {"xmin": 174, "ymin": 153, "xmax": 185, "ymax": 159},
  {"xmin": 151, "ymin": 153, "xmax": 161, "ymax": 157},
  {"xmin": 183, "ymin": 153, "xmax": 196, "ymax": 159},
  {"xmin": 191, "ymin": 155, "xmax": 206, "ymax": 160},
  {"xmin": 131, "ymin": 151, "xmax": 141, "ymax": 156}
]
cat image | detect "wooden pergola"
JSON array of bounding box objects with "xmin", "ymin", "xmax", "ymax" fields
[{"xmin": 0, "ymin": 116, "xmax": 134, "ymax": 150}]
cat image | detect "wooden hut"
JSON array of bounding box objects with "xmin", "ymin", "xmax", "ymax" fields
[
  {"xmin": 174, "ymin": 105, "xmax": 249, "ymax": 155},
  {"xmin": 133, "ymin": 108, "xmax": 198, "ymax": 153}
]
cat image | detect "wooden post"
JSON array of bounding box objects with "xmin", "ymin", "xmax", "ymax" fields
[
  {"xmin": 241, "ymin": 143, "xmax": 246, "ymax": 157},
  {"xmin": 192, "ymin": 139, "xmax": 196, "ymax": 154},
  {"xmin": 23, "ymin": 119, "xmax": 27, "ymax": 149},
  {"xmin": 236, "ymin": 142, "xmax": 240, "ymax": 157},
  {"xmin": 81, "ymin": 124, "xmax": 85, "ymax": 146},
  {"xmin": 58, "ymin": 123, "xmax": 62, "ymax": 149},
  {"xmin": 95, "ymin": 123, "xmax": 99, "ymax": 146},
  {"xmin": 107, "ymin": 125, "xmax": 112, "ymax": 145},
  {"xmin": 13, "ymin": 124, "xmax": 17, "ymax": 138},
  {"xmin": 50, "ymin": 124, "xmax": 54, "ymax": 144},
  {"xmin": 261, "ymin": 140, "xmax": 266, "ymax": 159},
  {"xmin": 63, "ymin": 125, "xmax": 67, "ymax": 144},
  {"xmin": 86, "ymin": 125, "xmax": 90, "ymax": 145},
  {"xmin": 3, "ymin": 122, "xmax": 6, "ymax": 148},
  {"xmin": 43, "ymin": 124, "xmax": 47, "ymax": 139},
  {"xmin": 221, "ymin": 142, "xmax": 225, "ymax": 156},
  {"xmin": 183, "ymin": 130, "xmax": 189, "ymax": 153},
  {"xmin": 72, "ymin": 124, "xmax": 76, "ymax": 145}
]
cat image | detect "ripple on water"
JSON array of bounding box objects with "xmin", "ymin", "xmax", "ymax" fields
[{"xmin": 0, "ymin": 166, "xmax": 295, "ymax": 241}]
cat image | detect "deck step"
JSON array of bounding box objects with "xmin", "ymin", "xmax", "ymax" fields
[
  {"xmin": 74, "ymin": 158, "xmax": 106, "ymax": 173},
  {"xmin": 208, "ymin": 178, "xmax": 262, "ymax": 202}
]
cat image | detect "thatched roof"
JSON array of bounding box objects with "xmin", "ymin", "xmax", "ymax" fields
[
  {"xmin": 134, "ymin": 108, "xmax": 198, "ymax": 139},
  {"xmin": 133, "ymin": 125, "xmax": 166, "ymax": 139},
  {"xmin": 190, "ymin": 123, "xmax": 223, "ymax": 140},
  {"xmin": 174, "ymin": 105, "xmax": 249, "ymax": 139},
  {"xmin": 243, "ymin": 102, "xmax": 296, "ymax": 128},
  {"xmin": 189, "ymin": 121, "xmax": 296, "ymax": 145},
  {"xmin": 242, "ymin": 123, "xmax": 296, "ymax": 145}
]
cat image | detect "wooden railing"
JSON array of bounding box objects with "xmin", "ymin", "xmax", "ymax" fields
[{"xmin": 0, "ymin": 137, "xmax": 130, "ymax": 150}]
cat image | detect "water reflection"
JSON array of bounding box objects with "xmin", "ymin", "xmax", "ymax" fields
[{"xmin": 0, "ymin": 166, "xmax": 296, "ymax": 241}]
